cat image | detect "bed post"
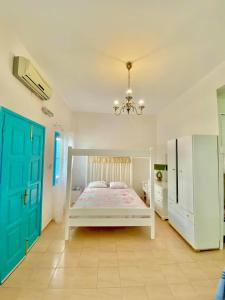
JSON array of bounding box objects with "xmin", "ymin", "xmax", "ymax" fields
[
  {"xmin": 65, "ymin": 146, "xmax": 73, "ymax": 240},
  {"xmin": 85, "ymin": 156, "xmax": 88, "ymax": 187},
  {"xmin": 150, "ymin": 208, "xmax": 155, "ymax": 239}
]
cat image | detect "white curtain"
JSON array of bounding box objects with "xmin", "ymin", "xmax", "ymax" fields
[{"xmin": 88, "ymin": 156, "xmax": 131, "ymax": 185}]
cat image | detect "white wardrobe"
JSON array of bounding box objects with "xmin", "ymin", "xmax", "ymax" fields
[{"xmin": 168, "ymin": 135, "xmax": 221, "ymax": 250}]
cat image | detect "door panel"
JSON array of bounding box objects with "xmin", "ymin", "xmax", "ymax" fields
[
  {"xmin": 177, "ymin": 136, "xmax": 194, "ymax": 213},
  {"xmin": 167, "ymin": 139, "xmax": 177, "ymax": 202},
  {"xmin": 26, "ymin": 124, "xmax": 44, "ymax": 248},
  {"xmin": 0, "ymin": 114, "xmax": 30, "ymax": 281}
]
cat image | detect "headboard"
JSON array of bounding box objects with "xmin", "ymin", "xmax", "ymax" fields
[{"xmin": 87, "ymin": 156, "xmax": 133, "ymax": 186}]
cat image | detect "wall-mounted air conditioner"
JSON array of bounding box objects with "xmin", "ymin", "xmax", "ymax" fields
[{"xmin": 13, "ymin": 56, "xmax": 52, "ymax": 100}]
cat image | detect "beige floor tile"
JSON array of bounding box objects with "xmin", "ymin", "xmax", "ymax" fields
[
  {"xmin": 30, "ymin": 239, "xmax": 51, "ymax": 253},
  {"xmin": 18, "ymin": 253, "xmax": 61, "ymax": 269},
  {"xmin": 122, "ymin": 286, "xmax": 149, "ymax": 300},
  {"xmin": 70, "ymin": 288, "xmax": 99, "ymax": 300},
  {"xmin": 146, "ymin": 283, "xmax": 174, "ymax": 298},
  {"xmin": 119, "ymin": 267, "xmax": 144, "ymax": 287},
  {"xmin": 49, "ymin": 267, "xmax": 98, "ymax": 289},
  {"xmin": 64, "ymin": 240, "xmax": 84, "ymax": 253},
  {"xmin": 140, "ymin": 267, "xmax": 166, "ymax": 285},
  {"xmin": 46, "ymin": 240, "xmax": 65, "ymax": 253},
  {"xmin": 42, "ymin": 289, "xmax": 73, "ymax": 300},
  {"xmin": 98, "ymin": 240, "xmax": 117, "ymax": 252},
  {"xmin": 3, "ymin": 268, "xmax": 55, "ymax": 288},
  {"xmin": 17, "ymin": 288, "xmax": 44, "ymax": 300},
  {"xmin": 98, "ymin": 252, "xmax": 118, "ymax": 267},
  {"xmin": 191, "ymin": 279, "xmax": 218, "ymax": 296},
  {"xmin": 2, "ymin": 268, "xmax": 33, "ymax": 288},
  {"xmin": 98, "ymin": 267, "xmax": 120, "ymax": 288},
  {"xmin": 0, "ymin": 287, "xmax": 21, "ymax": 300},
  {"xmin": 77, "ymin": 253, "xmax": 99, "ymax": 267},
  {"xmin": 57, "ymin": 253, "xmax": 81, "ymax": 268},
  {"xmin": 98, "ymin": 287, "xmax": 123, "ymax": 300},
  {"xmin": 118, "ymin": 251, "xmax": 140, "ymax": 267},
  {"xmin": 160, "ymin": 264, "xmax": 188, "ymax": 284},
  {"xmin": 169, "ymin": 283, "xmax": 196, "ymax": 297}
]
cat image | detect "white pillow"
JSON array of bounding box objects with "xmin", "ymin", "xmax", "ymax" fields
[
  {"xmin": 110, "ymin": 181, "xmax": 128, "ymax": 189},
  {"xmin": 88, "ymin": 181, "xmax": 107, "ymax": 188}
]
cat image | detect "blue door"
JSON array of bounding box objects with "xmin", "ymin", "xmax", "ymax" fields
[
  {"xmin": 26, "ymin": 124, "xmax": 44, "ymax": 248},
  {"xmin": 0, "ymin": 108, "xmax": 45, "ymax": 283}
]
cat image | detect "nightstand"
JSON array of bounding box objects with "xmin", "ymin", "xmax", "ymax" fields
[{"xmin": 154, "ymin": 181, "xmax": 168, "ymax": 220}]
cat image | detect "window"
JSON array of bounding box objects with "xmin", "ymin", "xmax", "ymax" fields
[{"xmin": 53, "ymin": 131, "xmax": 61, "ymax": 185}]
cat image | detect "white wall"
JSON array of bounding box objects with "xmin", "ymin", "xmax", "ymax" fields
[
  {"xmin": 156, "ymin": 61, "xmax": 225, "ymax": 163},
  {"xmin": 73, "ymin": 112, "xmax": 156, "ymax": 149},
  {"xmin": 72, "ymin": 112, "xmax": 156, "ymax": 195},
  {"xmin": 0, "ymin": 25, "xmax": 74, "ymax": 228}
]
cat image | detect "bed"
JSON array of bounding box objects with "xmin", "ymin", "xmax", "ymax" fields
[
  {"xmin": 74, "ymin": 187, "xmax": 146, "ymax": 209},
  {"xmin": 65, "ymin": 148, "xmax": 155, "ymax": 240}
]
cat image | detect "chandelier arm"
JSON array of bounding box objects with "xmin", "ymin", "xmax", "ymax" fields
[
  {"xmin": 133, "ymin": 106, "xmax": 143, "ymax": 115},
  {"xmin": 114, "ymin": 107, "xmax": 122, "ymax": 116}
]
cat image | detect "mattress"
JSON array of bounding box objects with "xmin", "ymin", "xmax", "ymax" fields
[{"xmin": 73, "ymin": 187, "xmax": 146, "ymax": 209}]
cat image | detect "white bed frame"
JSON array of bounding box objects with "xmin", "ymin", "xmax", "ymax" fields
[{"xmin": 65, "ymin": 147, "xmax": 155, "ymax": 240}]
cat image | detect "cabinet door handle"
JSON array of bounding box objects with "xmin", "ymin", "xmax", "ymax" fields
[{"xmin": 24, "ymin": 189, "xmax": 29, "ymax": 205}]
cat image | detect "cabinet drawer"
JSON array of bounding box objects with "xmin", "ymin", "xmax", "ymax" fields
[
  {"xmin": 169, "ymin": 204, "xmax": 195, "ymax": 246},
  {"xmin": 177, "ymin": 205, "xmax": 194, "ymax": 224}
]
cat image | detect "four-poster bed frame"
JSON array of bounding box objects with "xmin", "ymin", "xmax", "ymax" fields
[{"xmin": 65, "ymin": 147, "xmax": 155, "ymax": 240}]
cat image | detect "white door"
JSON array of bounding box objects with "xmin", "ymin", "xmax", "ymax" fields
[
  {"xmin": 177, "ymin": 136, "xmax": 194, "ymax": 213},
  {"xmin": 167, "ymin": 139, "xmax": 177, "ymax": 203}
]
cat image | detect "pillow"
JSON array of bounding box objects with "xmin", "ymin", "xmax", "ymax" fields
[
  {"xmin": 110, "ymin": 181, "xmax": 128, "ymax": 189},
  {"xmin": 88, "ymin": 181, "xmax": 107, "ymax": 188}
]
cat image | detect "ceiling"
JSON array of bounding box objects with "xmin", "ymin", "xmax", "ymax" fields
[{"xmin": 1, "ymin": 0, "xmax": 225, "ymax": 114}]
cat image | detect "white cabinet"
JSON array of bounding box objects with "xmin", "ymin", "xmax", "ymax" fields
[
  {"xmin": 154, "ymin": 182, "xmax": 168, "ymax": 220},
  {"xmin": 168, "ymin": 135, "xmax": 220, "ymax": 250}
]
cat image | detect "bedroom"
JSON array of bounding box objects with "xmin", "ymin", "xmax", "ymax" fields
[{"xmin": 0, "ymin": 1, "xmax": 225, "ymax": 299}]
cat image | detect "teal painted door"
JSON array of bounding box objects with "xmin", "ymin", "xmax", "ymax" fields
[
  {"xmin": 26, "ymin": 124, "xmax": 44, "ymax": 248},
  {"xmin": 0, "ymin": 109, "xmax": 45, "ymax": 283}
]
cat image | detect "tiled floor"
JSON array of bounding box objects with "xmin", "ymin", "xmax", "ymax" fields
[{"xmin": 0, "ymin": 215, "xmax": 224, "ymax": 299}]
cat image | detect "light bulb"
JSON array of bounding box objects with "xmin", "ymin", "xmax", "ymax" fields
[
  {"xmin": 113, "ymin": 100, "xmax": 119, "ymax": 106},
  {"xmin": 126, "ymin": 88, "xmax": 132, "ymax": 95},
  {"xmin": 138, "ymin": 99, "xmax": 144, "ymax": 106}
]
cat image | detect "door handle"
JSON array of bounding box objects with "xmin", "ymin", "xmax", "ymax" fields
[{"xmin": 23, "ymin": 189, "xmax": 29, "ymax": 205}]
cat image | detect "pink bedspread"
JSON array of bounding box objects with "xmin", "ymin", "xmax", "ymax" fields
[{"xmin": 74, "ymin": 188, "xmax": 146, "ymax": 208}]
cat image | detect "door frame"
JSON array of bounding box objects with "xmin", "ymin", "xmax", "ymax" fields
[{"xmin": 217, "ymin": 86, "xmax": 225, "ymax": 249}]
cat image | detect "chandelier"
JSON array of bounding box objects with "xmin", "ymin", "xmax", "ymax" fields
[{"xmin": 113, "ymin": 61, "xmax": 145, "ymax": 115}]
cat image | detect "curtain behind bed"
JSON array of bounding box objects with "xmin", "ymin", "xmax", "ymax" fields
[{"xmin": 88, "ymin": 156, "xmax": 131, "ymax": 185}]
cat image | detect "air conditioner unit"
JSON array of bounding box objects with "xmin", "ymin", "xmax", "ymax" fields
[{"xmin": 13, "ymin": 56, "xmax": 52, "ymax": 100}]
